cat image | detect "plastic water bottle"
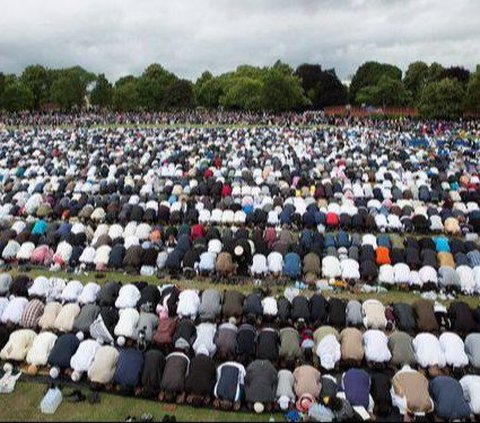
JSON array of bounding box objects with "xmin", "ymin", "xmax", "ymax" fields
[{"xmin": 40, "ymin": 387, "xmax": 62, "ymax": 414}]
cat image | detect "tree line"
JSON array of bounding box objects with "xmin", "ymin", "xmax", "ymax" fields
[{"xmin": 0, "ymin": 60, "xmax": 479, "ymax": 118}]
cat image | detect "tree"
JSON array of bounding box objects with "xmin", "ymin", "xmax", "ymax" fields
[
  {"xmin": 418, "ymin": 78, "xmax": 465, "ymax": 119},
  {"xmin": 440, "ymin": 66, "xmax": 470, "ymax": 85},
  {"xmin": 196, "ymin": 77, "xmax": 224, "ymax": 108},
  {"xmin": 113, "ymin": 80, "xmax": 140, "ymax": 111},
  {"xmin": 261, "ymin": 69, "xmax": 309, "ymax": 112},
  {"xmin": 427, "ymin": 62, "xmax": 445, "ymax": 83},
  {"xmin": 465, "ymin": 65, "xmax": 480, "ymax": 114},
  {"xmin": 20, "ymin": 64, "xmax": 51, "ymax": 110},
  {"xmin": 0, "ymin": 72, "xmax": 5, "ymax": 109},
  {"xmin": 137, "ymin": 63, "xmax": 177, "ymax": 110},
  {"xmin": 90, "ymin": 74, "xmax": 114, "ymax": 109},
  {"xmin": 295, "ymin": 64, "xmax": 347, "ymax": 109},
  {"xmin": 220, "ymin": 77, "xmax": 264, "ymax": 110},
  {"xmin": 163, "ymin": 79, "xmax": 196, "ymax": 109},
  {"xmin": 49, "ymin": 66, "xmax": 95, "ymax": 110},
  {"xmin": 356, "ymin": 76, "xmax": 410, "ymax": 107},
  {"xmin": 349, "ymin": 61, "xmax": 402, "ymax": 103},
  {"xmin": 403, "ymin": 61, "xmax": 429, "ymax": 103},
  {"xmin": 2, "ymin": 80, "xmax": 34, "ymax": 111}
]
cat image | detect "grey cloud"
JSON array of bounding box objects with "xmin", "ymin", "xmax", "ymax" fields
[{"xmin": 0, "ymin": 0, "xmax": 478, "ymax": 82}]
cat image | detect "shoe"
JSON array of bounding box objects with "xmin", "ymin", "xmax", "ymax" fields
[
  {"xmin": 66, "ymin": 390, "xmax": 86, "ymax": 403},
  {"xmin": 88, "ymin": 391, "xmax": 101, "ymax": 404},
  {"xmin": 140, "ymin": 413, "xmax": 153, "ymax": 422}
]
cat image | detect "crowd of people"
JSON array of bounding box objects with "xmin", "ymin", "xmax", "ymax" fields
[
  {"xmin": 1, "ymin": 273, "xmax": 480, "ymax": 421},
  {"xmin": 0, "ymin": 115, "xmax": 479, "ymax": 420},
  {"xmin": 0, "ymin": 124, "xmax": 479, "ymax": 292}
]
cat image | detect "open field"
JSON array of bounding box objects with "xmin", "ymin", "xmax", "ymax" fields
[
  {"xmin": 5, "ymin": 266, "xmax": 480, "ymax": 308},
  {"xmin": 2, "ymin": 382, "xmax": 282, "ymax": 422}
]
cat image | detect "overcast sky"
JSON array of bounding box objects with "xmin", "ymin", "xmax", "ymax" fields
[{"xmin": 1, "ymin": 0, "xmax": 479, "ymax": 82}]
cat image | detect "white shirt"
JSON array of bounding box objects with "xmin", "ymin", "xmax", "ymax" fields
[
  {"xmin": 198, "ymin": 252, "xmax": 216, "ymax": 271},
  {"xmin": 192, "ymin": 322, "xmax": 217, "ymax": 357},
  {"xmin": 177, "ymin": 290, "xmax": 200, "ymax": 319},
  {"xmin": 115, "ymin": 284, "xmax": 141, "ymax": 309},
  {"xmin": 456, "ymin": 265, "xmax": 476, "ymax": 294},
  {"xmin": 460, "ymin": 375, "xmax": 480, "ymax": 415},
  {"xmin": 199, "ymin": 209, "xmax": 211, "ymax": 224},
  {"xmin": 393, "ymin": 263, "xmax": 411, "ymax": 284},
  {"xmin": 262, "ymin": 297, "xmax": 278, "ymax": 316},
  {"xmin": 363, "ymin": 330, "xmax": 392, "ymax": 363},
  {"xmin": 61, "ymin": 280, "xmax": 84, "ymax": 302},
  {"xmin": 28, "ymin": 276, "xmax": 51, "ymax": 298},
  {"xmin": 316, "ymin": 334, "xmax": 341, "ymax": 370},
  {"xmin": 211, "ymin": 209, "xmax": 223, "ymax": 223},
  {"xmin": 94, "ymin": 245, "xmax": 111, "ymax": 265},
  {"xmin": 419, "ymin": 266, "xmax": 437, "ymax": 284},
  {"xmin": 341, "ymin": 258, "xmax": 360, "ymax": 280},
  {"xmin": 79, "ymin": 246, "xmax": 96, "ymax": 264},
  {"xmin": 1, "ymin": 297, "xmax": 28, "ymax": 324},
  {"xmin": 16, "ymin": 242, "xmax": 35, "ymax": 260},
  {"xmin": 439, "ymin": 332, "xmax": 469, "ymax": 368},
  {"xmin": 378, "ymin": 264, "xmax": 394, "ymax": 284},
  {"xmin": 70, "ymin": 339, "xmax": 101, "ymax": 373},
  {"xmin": 26, "ymin": 332, "xmax": 57, "ymax": 366},
  {"xmin": 268, "ymin": 252, "xmax": 283, "ymax": 273},
  {"xmin": 114, "ymin": 308, "xmax": 140, "ymax": 338},
  {"xmin": 208, "ymin": 239, "xmax": 223, "ymax": 255},
  {"xmin": 413, "ymin": 333, "xmax": 446, "ymax": 368},
  {"xmin": 322, "ymin": 256, "xmax": 341, "ymax": 278},
  {"xmin": 251, "ymin": 254, "xmax": 268, "ymax": 275},
  {"xmin": 78, "ymin": 282, "xmax": 101, "ymax": 304},
  {"xmin": 0, "ymin": 297, "xmax": 9, "ymax": 321}
]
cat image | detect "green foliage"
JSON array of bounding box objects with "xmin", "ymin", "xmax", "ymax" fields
[
  {"xmin": 418, "ymin": 78, "xmax": 465, "ymax": 119},
  {"xmin": 261, "ymin": 68, "xmax": 309, "ymax": 112},
  {"xmin": 356, "ymin": 75, "xmax": 411, "ymax": 107},
  {"xmin": 90, "ymin": 73, "xmax": 113, "ymax": 109},
  {"xmin": 349, "ymin": 61, "xmax": 402, "ymax": 103},
  {"xmin": 195, "ymin": 73, "xmax": 224, "ymax": 108},
  {"xmin": 163, "ymin": 79, "xmax": 196, "ymax": 109},
  {"xmin": 20, "ymin": 64, "xmax": 51, "ymax": 109},
  {"xmin": 113, "ymin": 79, "xmax": 140, "ymax": 111},
  {"xmin": 2, "ymin": 80, "xmax": 34, "ymax": 111},
  {"xmin": 50, "ymin": 66, "xmax": 95, "ymax": 110},
  {"xmin": 465, "ymin": 65, "xmax": 480, "ymax": 114},
  {"xmin": 295, "ymin": 64, "xmax": 347, "ymax": 109},
  {"xmin": 219, "ymin": 76, "xmax": 264, "ymax": 110},
  {"xmin": 403, "ymin": 61, "xmax": 430, "ymax": 102},
  {"xmin": 137, "ymin": 63, "xmax": 177, "ymax": 110}
]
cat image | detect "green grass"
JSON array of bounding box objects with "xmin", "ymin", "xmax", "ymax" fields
[
  {"xmin": 3, "ymin": 382, "xmax": 283, "ymax": 422},
  {"xmin": 6, "ymin": 266, "xmax": 480, "ymax": 308}
]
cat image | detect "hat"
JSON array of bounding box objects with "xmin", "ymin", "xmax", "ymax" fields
[
  {"xmin": 49, "ymin": 367, "xmax": 60, "ymax": 379},
  {"xmin": 234, "ymin": 245, "xmax": 244, "ymax": 256},
  {"xmin": 279, "ymin": 395, "xmax": 290, "ymax": 411},
  {"xmin": 117, "ymin": 336, "xmax": 126, "ymax": 347},
  {"xmin": 76, "ymin": 331, "xmax": 84, "ymax": 341},
  {"xmin": 71, "ymin": 370, "xmax": 82, "ymax": 382},
  {"xmin": 174, "ymin": 338, "xmax": 190, "ymax": 351},
  {"xmin": 253, "ymin": 402, "xmax": 265, "ymax": 414},
  {"xmin": 296, "ymin": 393, "xmax": 314, "ymax": 413}
]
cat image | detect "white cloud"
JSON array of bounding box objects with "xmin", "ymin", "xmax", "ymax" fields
[{"xmin": 0, "ymin": 0, "xmax": 478, "ymax": 81}]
